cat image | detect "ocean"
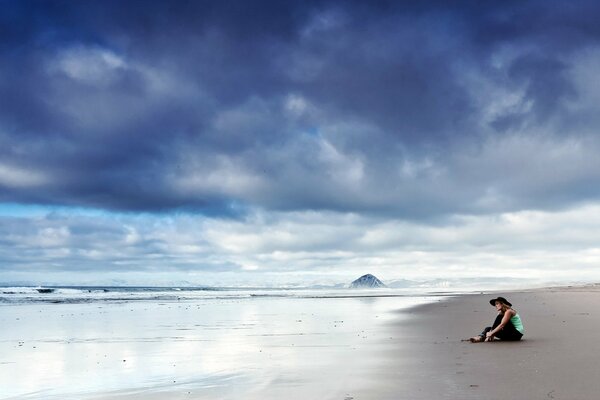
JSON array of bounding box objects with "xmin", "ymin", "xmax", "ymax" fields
[
  {"xmin": 0, "ymin": 285, "xmax": 454, "ymax": 304},
  {"xmin": 0, "ymin": 286, "xmax": 455, "ymax": 400}
]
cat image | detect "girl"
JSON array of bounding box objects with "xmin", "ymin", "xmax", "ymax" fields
[{"xmin": 470, "ymin": 297, "xmax": 524, "ymax": 342}]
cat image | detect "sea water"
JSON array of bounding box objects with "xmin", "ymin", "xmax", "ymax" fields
[{"xmin": 0, "ymin": 286, "xmax": 451, "ymax": 400}]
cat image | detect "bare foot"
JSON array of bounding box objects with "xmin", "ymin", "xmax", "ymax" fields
[{"xmin": 469, "ymin": 336, "xmax": 483, "ymax": 343}]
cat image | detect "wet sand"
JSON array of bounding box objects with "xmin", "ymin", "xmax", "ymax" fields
[
  {"xmin": 0, "ymin": 294, "xmax": 433, "ymax": 400},
  {"xmin": 4, "ymin": 286, "xmax": 599, "ymax": 399},
  {"xmin": 365, "ymin": 285, "xmax": 600, "ymax": 400}
]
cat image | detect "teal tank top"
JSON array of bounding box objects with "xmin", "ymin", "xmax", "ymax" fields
[{"xmin": 510, "ymin": 313, "xmax": 524, "ymax": 334}]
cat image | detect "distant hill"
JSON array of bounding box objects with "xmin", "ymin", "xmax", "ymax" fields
[
  {"xmin": 386, "ymin": 279, "xmax": 418, "ymax": 288},
  {"xmin": 350, "ymin": 274, "xmax": 386, "ymax": 288}
]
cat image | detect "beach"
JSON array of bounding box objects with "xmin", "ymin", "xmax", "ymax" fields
[
  {"xmin": 2, "ymin": 285, "xmax": 599, "ymax": 399},
  {"xmin": 365, "ymin": 285, "xmax": 600, "ymax": 400},
  {"xmin": 0, "ymin": 287, "xmax": 439, "ymax": 400}
]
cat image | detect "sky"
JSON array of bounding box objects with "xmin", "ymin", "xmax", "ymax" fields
[{"xmin": 2, "ymin": 0, "xmax": 600, "ymax": 287}]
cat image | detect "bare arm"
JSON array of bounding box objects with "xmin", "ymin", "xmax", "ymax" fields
[{"xmin": 487, "ymin": 309, "xmax": 515, "ymax": 337}]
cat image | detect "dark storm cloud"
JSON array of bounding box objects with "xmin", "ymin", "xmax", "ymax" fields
[{"xmin": 2, "ymin": 0, "xmax": 600, "ymax": 217}]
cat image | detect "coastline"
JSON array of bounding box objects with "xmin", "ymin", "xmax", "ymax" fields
[
  {"xmin": 0, "ymin": 291, "xmax": 436, "ymax": 400},
  {"xmin": 357, "ymin": 284, "xmax": 600, "ymax": 400},
  {"xmin": 3, "ymin": 285, "xmax": 599, "ymax": 399}
]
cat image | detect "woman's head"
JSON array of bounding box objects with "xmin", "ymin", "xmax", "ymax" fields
[{"xmin": 489, "ymin": 297, "xmax": 512, "ymax": 312}]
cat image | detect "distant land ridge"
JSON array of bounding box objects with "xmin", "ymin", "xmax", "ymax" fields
[{"xmin": 350, "ymin": 274, "xmax": 386, "ymax": 288}]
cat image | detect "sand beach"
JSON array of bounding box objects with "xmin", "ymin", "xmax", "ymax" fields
[
  {"xmin": 5, "ymin": 2, "xmax": 600, "ymax": 400},
  {"xmin": 2, "ymin": 285, "xmax": 599, "ymax": 400},
  {"xmin": 365, "ymin": 285, "xmax": 600, "ymax": 400}
]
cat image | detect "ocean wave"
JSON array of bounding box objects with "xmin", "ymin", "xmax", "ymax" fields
[
  {"xmin": 0, "ymin": 286, "xmax": 459, "ymax": 305},
  {"xmin": 0, "ymin": 286, "xmax": 277, "ymax": 304},
  {"xmin": 1, "ymin": 286, "xmax": 112, "ymax": 295}
]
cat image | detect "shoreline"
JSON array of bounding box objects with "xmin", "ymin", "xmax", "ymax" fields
[
  {"xmin": 3, "ymin": 284, "xmax": 598, "ymax": 399},
  {"xmin": 1, "ymin": 292, "xmax": 432, "ymax": 400},
  {"xmin": 354, "ymin": 284, "xmax": 600, "ymax": 400}
]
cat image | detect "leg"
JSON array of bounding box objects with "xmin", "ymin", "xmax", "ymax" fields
[
  {"xmin": 491, "ymin": 314, "xmax": 503, "ymax": 330},
  {"xmin": 470, "ymin": 315, "xmax": 504, "ymax": 343},
  {"xmin": 482, "ymin": 315, "xmax": 503, "ymax": 342},
  {"xmin": 470, "ymin": 326, "xmax": 492, "ymax": 342},
  {"xmin": 495, "ymin": 321, "xmax": 523, "ymax": 341}
]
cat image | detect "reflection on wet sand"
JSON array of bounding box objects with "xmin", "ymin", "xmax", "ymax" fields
[{"xmin": 0, "ymin": 294, "xmax": 437, "ymax": 399}]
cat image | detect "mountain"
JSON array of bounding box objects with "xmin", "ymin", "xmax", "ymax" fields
[
  {"xmin": 350, "ymin": 274, "xmax": 386, "ymax": 288},
  {"xmin": 386, "ymin": 278, "xmax": 418, "ymax": 288}
]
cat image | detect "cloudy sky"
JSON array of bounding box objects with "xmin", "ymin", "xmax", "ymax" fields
[{"xmin": 2, "ymin": 0, "xmax": 600, "ymax": 286}]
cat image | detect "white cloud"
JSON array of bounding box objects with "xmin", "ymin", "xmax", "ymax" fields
[
  {"xmin": 317, "ymin": 138, "xmax": 364, "ymax": 185},
  {"xmin": 284, "ymin": 94, "xmax": 309, "ymax": 116},
  {"xmin": 451, "ymin": 133, "xmax": 600, "ymax": 212},
  {"xmin": 0, "ymin": 163, "xmax": 48, "ymax": 188},
  {"xmin": 301, "ymin": 8, "xmax": 348, "ymax": 37},
  {"xmin": 35, "ymin": 226, "xmax": 71, "ymax": 247},
  {"xmin": 3, "ymin": 203, "xmax": 600, "ymax": 286},
  {"xmin": 172, "ymin": 154, "xmax": 268, "ymax": 198},
  {"xmin": 51, "ymin": 46, "xmax": 127, "ymax": 85},
  {"xmin": 567, "ymin": 46, "xmax": 600, "ymax": 114}
]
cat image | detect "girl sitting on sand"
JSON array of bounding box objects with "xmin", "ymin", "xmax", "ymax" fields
[{"xmin": 470, "ymin": 297, "xmax": 524, "ymax": 342}]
